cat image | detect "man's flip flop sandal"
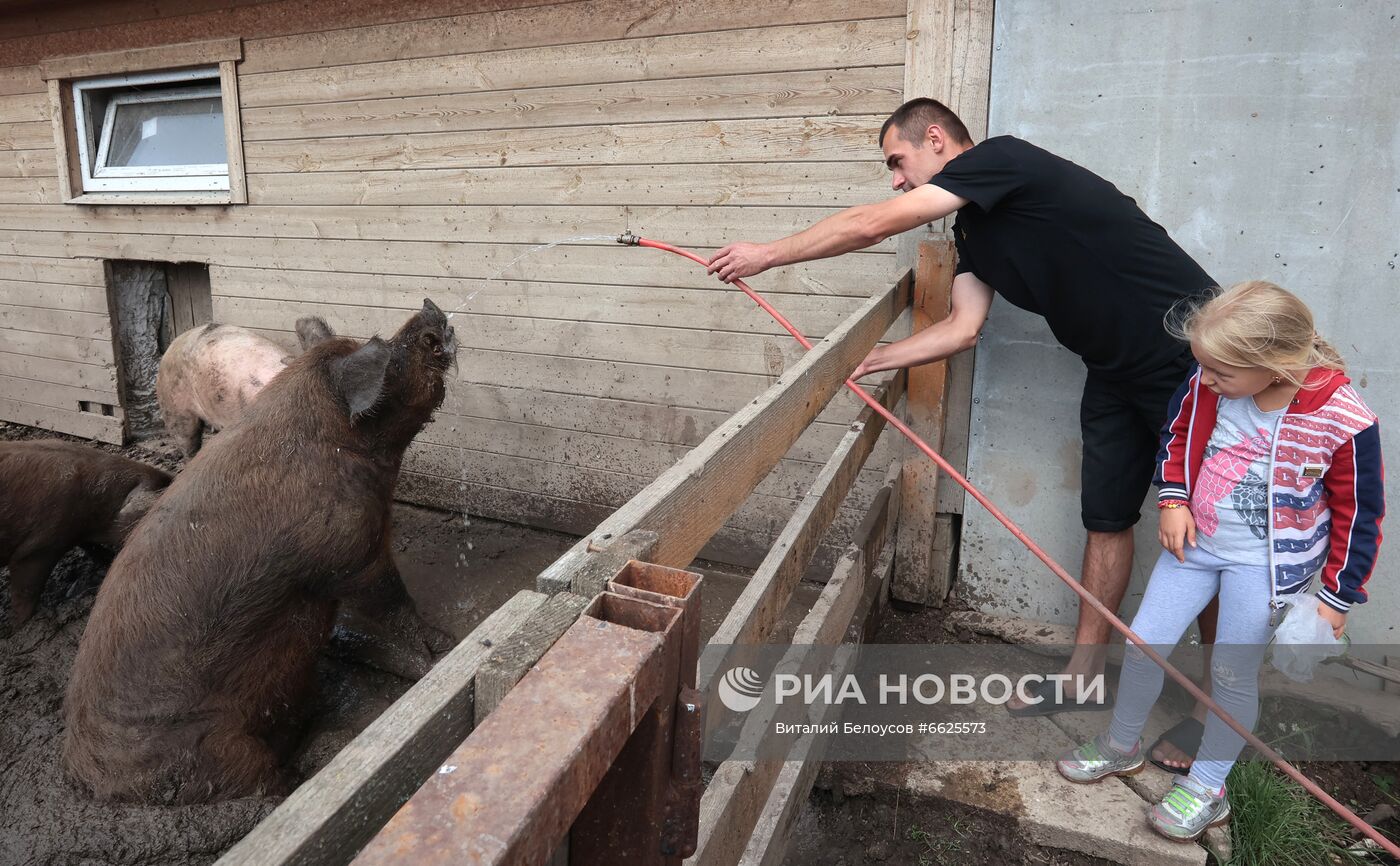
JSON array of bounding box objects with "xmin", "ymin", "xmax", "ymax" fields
[
  {"xmin": 1148, "ymin": 717, "xmax": 1204, "ymax": 772},
  {"xmin": 1005, "ymin": 678, "xmax": 1113, "ymax": 718}
]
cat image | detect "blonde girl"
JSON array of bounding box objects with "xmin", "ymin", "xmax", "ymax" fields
[{"xmin": 1056, "ymin": 281, "xmax": 1385, "ymax": 842}]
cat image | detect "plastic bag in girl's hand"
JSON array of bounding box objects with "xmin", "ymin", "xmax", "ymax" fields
[{"xmin": 1270, "ymin": 594, "xmax": 1346, "ymax": 682}]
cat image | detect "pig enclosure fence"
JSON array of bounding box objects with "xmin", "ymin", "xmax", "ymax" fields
[{"xmin": 216, "ymin": 248, "xmax": 952, "ymax": 865}]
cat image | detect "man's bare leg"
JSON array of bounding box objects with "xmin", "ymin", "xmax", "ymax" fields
[
  {"xmin": 1008, "ymin": 528, "xmax": 1135, "ymax": 710},
  {"xmin": 1151, "ymin": 595, "xmax": 1219, "ymax": 769}
]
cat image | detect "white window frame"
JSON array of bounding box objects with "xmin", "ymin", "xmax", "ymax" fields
[{"xmin": 72, "ymin": 67, "xmax": 229, "ymax": 193}]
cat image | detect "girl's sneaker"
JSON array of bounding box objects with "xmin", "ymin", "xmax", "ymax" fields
[
  {"xmin": 1056, "ymin": 734, "xmax": 1145, "ymax": 783},
  {"xmin": 1149, "ymin": 775, "xmax": 1231, "ymax": 841}
]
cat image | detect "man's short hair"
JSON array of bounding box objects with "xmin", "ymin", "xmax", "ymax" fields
[{"xmin": 879, "ymin": 98, "xmax": 973, "ymax": 148}]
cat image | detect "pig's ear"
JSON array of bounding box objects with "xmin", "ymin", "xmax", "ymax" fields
[
  {"xmin": 330, "ymin": 338, "xmax": 391, "ymax": 420},
  {"xmin": 296, "ymin": 316, "xmax": 336, "ymax": 351}
]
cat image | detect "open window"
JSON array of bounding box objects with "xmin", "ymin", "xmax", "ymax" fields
[{"xmin": 42, "ymin": 38, "xmax": 246, "ymax": 204}]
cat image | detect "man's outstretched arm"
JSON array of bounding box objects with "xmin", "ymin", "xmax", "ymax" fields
[
  {"xmin": 850, "ymin": 271, "xmax": 994, "ymax": 379},
  {"xmin": 706, "ymin": 184, "xmax": 968, "ymax": 283}
]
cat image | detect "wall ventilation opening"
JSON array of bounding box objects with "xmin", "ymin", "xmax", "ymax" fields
[{"xmin": 107, "ymin": 260, "xmax": 211, "ymax": 440}]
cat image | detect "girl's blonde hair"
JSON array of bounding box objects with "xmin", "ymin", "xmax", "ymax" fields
[{"xmin": 1168, "ymin": 280, "xmax": 1345, "ymax": 387}]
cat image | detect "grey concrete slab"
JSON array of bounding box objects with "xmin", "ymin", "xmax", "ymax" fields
[{"xmin": 959, "ymin": 1, "xmax": 1400, "ymax": 647}]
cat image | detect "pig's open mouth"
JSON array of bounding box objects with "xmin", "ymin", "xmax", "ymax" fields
[{"xmin": 437, "ymin": 326, "xmax": 459, "ymax": 373}]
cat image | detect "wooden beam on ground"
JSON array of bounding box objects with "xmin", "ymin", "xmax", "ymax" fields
[
  {"xmin": 214, "ymin": 590, "xmax": 547, "ymax": 866},
  {"xmin": 698, "ymin": 372, "xmax": 904, "ymax": 691},
  {"xmin": 473, "ymin": 591, "xmax": 591, "ymax": 726},
  {"xmin": 687, "ymin": 466, "xmax": 901, "ymax": 866},
  {"xmin": 892, "ymin": 239, "xmax": 956, "ymax": 606},
  {"xmin": 536, "ymin": 276, "xmax": 909, "ymax": 596}
]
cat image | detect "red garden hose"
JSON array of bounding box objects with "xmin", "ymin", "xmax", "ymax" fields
[{"xmin": 620, "ymin": 232, "xmax": 1400, "ymax": 859}]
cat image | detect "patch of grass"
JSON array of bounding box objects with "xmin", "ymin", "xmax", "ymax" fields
[
  {"xmin": 1370, "ymin": 770, "xmax": 1397, "ymax": 802},
  {"xmin": 906, "ymin": 818, "xmax": 971, "ymax": 865},
  {"xmin": 1226, "ymin": 760, "xmax": 1369, "ymax": 866}
]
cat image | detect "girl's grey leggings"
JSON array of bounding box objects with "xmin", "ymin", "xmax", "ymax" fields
[{"xmin": 1107, "ymin": 544, "xmax": 1277, "ymax": 792}]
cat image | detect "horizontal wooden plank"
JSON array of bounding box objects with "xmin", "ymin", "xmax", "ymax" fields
[
  {"xmin": 691, "ymin": 563, "xmax": 866, "ymax": 866},
  {"xmin": 39, "ymin": 36, "xmax": 242, "ymax": 80},
  {"xmin": 0, "ymin": 203, "xmax": 897, "ymax": 253},
  {"xmin": 238, "ymin": 0, "xmax": 904, "ymax": 75},
  {"xmin": 245, "ymin": 64, "xmax": 901, "ymax": 142},
  {"xmin": 0, "ymin": 91, "xmax": 47, "ymax": 125},
  {"xmin": 406, "ymin": 461, "xmax": 834, "ymax": 576},
  {"xmin": 219, "ymin": 295, "xmax": 817, "ymax": 376},
  {"xmin": 0, "ymin": 253, "xmax": 105, "ymax": 286},
  {"xmin": 415, "ymin": 408, "xmax": 894, "ymax": 492},
  {"xmin": 1, "ymin": 229, "xmax": 899, "ymax": 296},
  {"xmin": 0, "ymin": 175, "xmax": 61, "ymax": 203},
  {"xmin": 0, "ymin": 278, "xmax": 108, "ymax": 313},
  {"xmin": 240, "ymin": 20, "xmax": 902, "ymax": 111},
  {"xmin": 538, "ymin": 274, "xmax": 905, "ymax": 588},
  {"xmin": 396, "ymin": 468, "xmax": 833, "ymax": 573},
  {"xmin": 242, "ymin": 309, "xmax": 905, "ymax": 432},
  {"xmin": 0, "ymin": 394, "xmax": 121, "ymax": 443},
  {"xmin": 465, "ymin": 346, "xmax": 869, "ymax": 422},
  {"xmin": 0, "ymin": 350, "xmax": 117, "ymax": 391},
  {"xmin": 243, "ymin": 114, "xmax": 885, "ymax": 173},
  {"xmin": 0, "ymin": 147, "xmax": 57, "ymax": 177},
  {"xmin": 0, "ymin": 303, "xmax": 109, "ymax": 340},
  {"xmin": 699, "ymin": 373, "xmax": 902, "ymax": 690},
  {"xmin": 198, "ymin": 315, "xmax": 897, "ymax": 466},
  {"xmin": 399, "ymin": 465, "xmax": 856, "ymax": 581},
  {"xmin": 409, "ymin": 425, "xmax": 888, "ymax": 513},
  {"xmin": 738, "ymin": 527, "xmax": 897, "ymax": 866},
  {"xmin": 405, "ymin": 438, "xmax": 858, "ymax": 538},
  {"xmin": 0, "ymin": 325, "xmax": 114, "ymax": 365},
  {"xmin": 0, "ymin": 66, "xmax": 44, "ymax": 97},
  {"xmin": 245, "ymin": 161, "xmax": 890, "ymax": 207},
  {"xmin": 0, "ymin": 371, "xmax": 119, "ymax": 410},
  {"xmin": 0, "ymin": 120, "xmax": 55, "ymax": 150},
  {"xmin": 432, "ymin": 380, "xmax": 898, "ymax": 470},
  {"xmin": 210, "ymin": 265, "xmax": 873, "ymax": 336},
  {"xmin": 3, "ymin": 0, "xmax": 269, "ymax": 42}
]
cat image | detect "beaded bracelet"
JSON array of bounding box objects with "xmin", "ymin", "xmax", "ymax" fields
[{"xmin": 1158, "ymin": 499, "xmax": 1189, "ymax": 510}]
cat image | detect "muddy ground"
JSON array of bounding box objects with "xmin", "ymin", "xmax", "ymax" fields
[
  {"xmin": 4, "ymin": 420, "xmax": 1395, "ymax": 864},
  {"xmin": 783, "ymin": 783, "xmax": 1110, "ymax": 866},
  {"xmin": 0, "ymin": 421, "xmax": 779, "ymax": 865}
]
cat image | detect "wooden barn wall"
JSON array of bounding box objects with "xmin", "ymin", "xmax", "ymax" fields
[{"xmin": 0, "ymin": 0, "xmax": 907, "ymax": 567}]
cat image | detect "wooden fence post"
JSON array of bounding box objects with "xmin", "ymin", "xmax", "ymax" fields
[{"xmin": 891, "ymin": 239, "xmax": 956, "ymax": 605}]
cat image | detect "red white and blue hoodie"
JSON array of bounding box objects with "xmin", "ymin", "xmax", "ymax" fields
[{"xmin": 1155, "ymin": 365, "xmax": 1385, "ymax": 614}]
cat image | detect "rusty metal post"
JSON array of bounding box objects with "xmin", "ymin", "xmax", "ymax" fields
[
  {"xmin": 352, "ymin": 561, "xmax": 703, "ymax": 866},
  {"xmin": 353, "ymin": 591, "xmax": 677, "ymax": 865},
  {"xmin": 570, "ymin": 561, "xmax": 704, "ymax": 864}
]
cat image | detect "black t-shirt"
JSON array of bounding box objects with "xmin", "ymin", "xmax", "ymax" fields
[{"xmin": 931, "ymin": 136, "xmax": 1216, "ymax": 381}]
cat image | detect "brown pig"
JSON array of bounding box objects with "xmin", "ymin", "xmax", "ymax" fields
[
  {"xmin": 0, "ymin": 440, "xmax": 171, "ymax": 626},
  {"xmin": 64, "ymin": 300, "xmax": 458, "ymax": 804},
  {"xmin": 156, "ymin": 317, "xmax": 332, "ymax": 456}
]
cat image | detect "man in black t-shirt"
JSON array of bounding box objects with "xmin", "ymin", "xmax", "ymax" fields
[{"xmin": 708, "ymin": 98, "xmax": 1218, "ymax": 738}]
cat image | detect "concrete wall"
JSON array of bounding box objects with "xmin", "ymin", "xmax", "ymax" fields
[{"xmin": 960, "ymin": 1, "xmax": 1400, "ymax": 644}]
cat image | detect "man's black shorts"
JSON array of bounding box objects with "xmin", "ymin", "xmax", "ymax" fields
[{"xmin": 1080, "ymin": 354, "xmax": 1193, "ymax": 532}]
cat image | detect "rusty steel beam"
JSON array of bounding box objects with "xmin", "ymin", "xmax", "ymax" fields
[
  {"xmin": 353, "ymin": 562, "xmax": 703, "ymax": 866},
  {"xmin": 571, "ymin": 562, "xmax": 705, "ymax": 864}
]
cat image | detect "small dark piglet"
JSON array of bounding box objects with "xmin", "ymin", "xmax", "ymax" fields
[
  {"xmin": 64, "ymin": 300, "xmax": 458, "ymax": 804},
  {"xmin": 0, "ymin": 440, "xmax": 171, "ymax": 626}
]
